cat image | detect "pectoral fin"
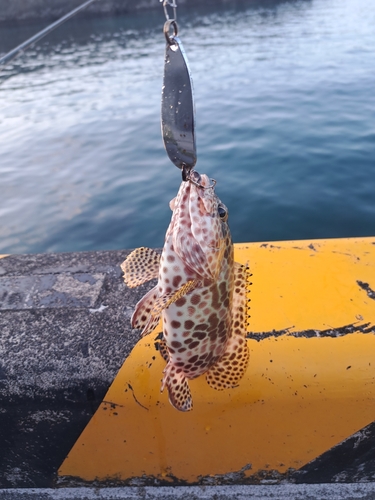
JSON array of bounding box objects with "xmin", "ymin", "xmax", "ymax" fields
[
  {"xmin": 121, "ymin": 247, "xmax": 160, "ymax": 288},
  {"xmin": 151, "ymin": 279, "xmax": 199, "ymax": 316}
]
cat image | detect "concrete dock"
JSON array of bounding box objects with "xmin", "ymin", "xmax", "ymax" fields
[{"xmin": 0, "ymin": 249, "xmax": 140, "ymax": 488}]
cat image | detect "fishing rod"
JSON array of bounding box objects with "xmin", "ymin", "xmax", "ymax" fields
[{"xmin": 0, "ymin": 0, "xmax": 99, "ymax": 68}]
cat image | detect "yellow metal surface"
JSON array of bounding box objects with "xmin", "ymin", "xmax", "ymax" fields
[{"xmin": 59, "ymin": 237, "xmax": 375, "ymax": 483}]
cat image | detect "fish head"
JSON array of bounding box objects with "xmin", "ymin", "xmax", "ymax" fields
[{"xmin": 167, "ymin": 170, "xmax": 232, "ymax": 281}]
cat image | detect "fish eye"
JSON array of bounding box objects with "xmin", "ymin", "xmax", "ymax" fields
[{"xmin": 218, "ymin": 204, "xmax": 228, "ymax": 221}]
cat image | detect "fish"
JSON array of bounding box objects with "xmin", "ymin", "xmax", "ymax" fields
[{"xmin": 121, "ymin": 169, "xmax": 250, "ymax": 411}]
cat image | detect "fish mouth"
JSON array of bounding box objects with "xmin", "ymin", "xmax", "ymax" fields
[{"xmin": 187, "ymin": 169, "xmax": 217, "ymax": 190}]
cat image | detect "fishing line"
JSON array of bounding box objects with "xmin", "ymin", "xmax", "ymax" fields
[{"xmin": 0, "ymin": 0, "xmax": 99, "ymax": 69}]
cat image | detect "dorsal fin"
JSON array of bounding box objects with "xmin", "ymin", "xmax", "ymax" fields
[
  {"xmin": 206, "ymin": 261, "xmax": 250, "ymax": 390},
  {"xmin": 232, "ymin": 261, "xmax": 251, "ymax": 339},
  {"xmin": 206, "ymin": 335, "xmax": 249, "ymax": 390},
  {"xmin": 121, "ymin": 247, "xmax": 160, "ymax": 288}
]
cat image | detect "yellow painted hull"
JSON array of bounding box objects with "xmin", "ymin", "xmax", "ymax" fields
[{"xmin": 59, "ymin": 237, "xmax": 375, "ymax": 484}]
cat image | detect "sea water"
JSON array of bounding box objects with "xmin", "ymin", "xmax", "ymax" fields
[{"xmin": 0, "ymin": 0, "xmax": 374, "ymax": 254}]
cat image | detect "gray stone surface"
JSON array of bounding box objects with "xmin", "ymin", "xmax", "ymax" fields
[
  {"xmin": 0, "ymin": 250, "xmax": 156, "ymax": 487},
  {"xmin": 0, "ymin": 250, "xmax": 151, "ymax": 400},
  {"xmin": 2, "ymin": 484, "xmax": 375, "ymax": 499},
  {"xmin": 0, "ymin": 273, "xmax": 105, "ymax": 310}
]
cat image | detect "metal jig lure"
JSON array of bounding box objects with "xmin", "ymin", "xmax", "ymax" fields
[{"xmin": 160, "ymin": 0, "xmax": 197, "ymax": 179}]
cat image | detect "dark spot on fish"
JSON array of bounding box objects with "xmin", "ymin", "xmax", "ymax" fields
[
  {"xmin": 211, "ymin": 287, "xmax": 220, "ymax": 310},
  {"xmin": 219, "ymin": 282, "xmax": 227, "ymax": 301},
  {"xmin": 208, "ymin": 313, "xmax": 219, "ymax": 328},
  {"xmin": 173, "ymin": 275, "xmax": 182, "ymax": 287},
  {"xmin": 188, "ymin": 355, "xmax": 199, "ymax": 363},
  {"xmin": 191, "ymin": 294, "xmax": 201, "ymax": 305},
  {"xmin": 193, "ymin": 331, "xmax": 206, "ymax": 340},
  {"xmin": 184, "ymin": 320, "xmax": 195, "ymax": 330},
  {"xmin": 195, "ymin": 323, "xmax": 208, "ymax": 331},
  {"xmin": 171, "ymin": 320, "xmax": 181, "ymax": 329},
  {"xmin": 209, "ymin": 331, "xmax": 218, "ymax": 341}
]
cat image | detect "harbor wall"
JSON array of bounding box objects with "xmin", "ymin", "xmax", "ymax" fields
[{"xmin": 0, "ymin": 0, "xmax": 236, "ymax": 23}]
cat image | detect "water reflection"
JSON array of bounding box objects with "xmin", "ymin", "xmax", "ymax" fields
[{"xmin": 0, "ymin": 0, "xmax": 374, "ymax": 254}]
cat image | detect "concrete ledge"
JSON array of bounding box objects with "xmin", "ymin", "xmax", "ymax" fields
[{"xmin": 0, "ymin": 250, "xmax": 152, "ymax": 488}]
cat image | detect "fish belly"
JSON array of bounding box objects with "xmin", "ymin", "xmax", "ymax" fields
[{"xmin": 162, "ymin": 281, "xmax": 232, "ymax": 380}]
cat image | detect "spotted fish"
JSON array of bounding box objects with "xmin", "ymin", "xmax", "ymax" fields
[{"xmin": 121, "ymin": 170, "xmax": 250, "ymax": 411}]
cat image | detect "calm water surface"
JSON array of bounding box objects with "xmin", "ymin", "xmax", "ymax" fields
[{"xmin": 0, "ymin": 0, "xmax": 374, "ymax": 254}]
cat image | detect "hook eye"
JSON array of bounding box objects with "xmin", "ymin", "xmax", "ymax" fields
[{"xmin": 164, "ymin": 20, "xmax": 178, "ymax": 46}]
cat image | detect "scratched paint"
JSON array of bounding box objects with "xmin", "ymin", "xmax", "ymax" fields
[{"xmin": 59, "ymin": 238, "xmax": 375, "ymax": 484}]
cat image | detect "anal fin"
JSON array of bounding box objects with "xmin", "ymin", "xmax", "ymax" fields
[
  {"xmin": 162, "ymin": 363, "xmax": 193, "ymax": 412},
  {"xmin": 156, "ymin": 336, "xmax": 169, "ymax": 363},
  {"xmin": 121, "ymin": 247, "xmax": 160, "ymax": 288}
]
